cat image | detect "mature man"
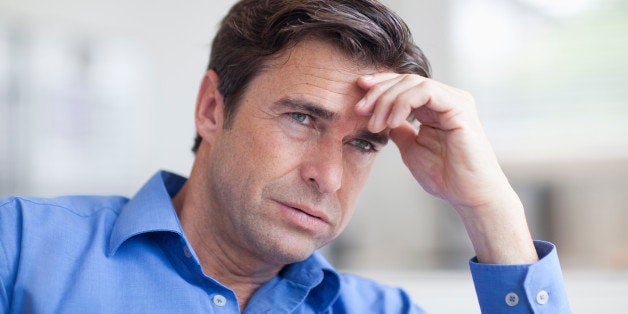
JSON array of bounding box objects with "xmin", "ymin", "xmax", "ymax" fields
[{"xmin": 0, "ymin": 0, "xmax": 570, "ymax": 313}]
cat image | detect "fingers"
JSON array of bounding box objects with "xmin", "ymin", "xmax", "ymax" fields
[
  {"xmin": 391, "ymin": 122, "xmax": 443, "ymax": 158},
  {"xmin": 389, "ymin": 121, "xmax": 418, "ymax": 153},
  {"xmin": 357, "ymin": 74, "xmax": 429, "ymax": 133},
  {"xmin": 355, "ymin": 72, "xmax": 476, "ymax": 134},
  {"xmin": 356, "ymin": 72, "xmax": 401, "ymax": 90},
  {"xmin": 355, "ymin": 73, "xmax": 406, "ymax": 115},
  {"xmin": 368, "ymin": 76, "xmax": 426, "ymax": 132}
]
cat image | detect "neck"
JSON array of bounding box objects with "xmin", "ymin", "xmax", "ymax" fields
[{"xmin": 172, "ymin": 172, "xmax": 283, "ymax": 311}]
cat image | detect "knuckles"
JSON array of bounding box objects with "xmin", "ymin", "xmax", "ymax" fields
[{"xmin": 366, "ymin": 73, "xmax": 479, "ymax": 122}]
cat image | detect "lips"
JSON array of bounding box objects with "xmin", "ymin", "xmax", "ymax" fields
[{"xmin": 274, "ymin": 200, "xmax": 331, "ymax": 225}]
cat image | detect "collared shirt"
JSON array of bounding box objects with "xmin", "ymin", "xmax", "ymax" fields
[{"xmin": 0, "ymin": 171, "xmax": 570, "ymax": 313}]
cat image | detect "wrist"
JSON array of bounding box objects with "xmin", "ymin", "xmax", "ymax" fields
[{"xmin": 456, "ymin": 191, "xmax": 539, "ymax": 264}]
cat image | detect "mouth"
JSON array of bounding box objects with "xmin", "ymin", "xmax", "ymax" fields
[{"xmin": 273, "ymin": 200, "xmax": 331, "ymax": 231}]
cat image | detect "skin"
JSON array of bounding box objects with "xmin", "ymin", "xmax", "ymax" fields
[{"xmin": 173, "ymin": 39, "xmax": 538, "ymax": 311}]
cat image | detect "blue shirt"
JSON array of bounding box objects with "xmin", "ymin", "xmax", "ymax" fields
[{"xmin": 0, "ymin": 171, "xmax": 570, "ymax": 313}]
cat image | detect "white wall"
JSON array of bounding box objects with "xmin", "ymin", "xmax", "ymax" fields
[{"xmin": 0, "ymin": 0, "xmax": 233, "ymax": 194}]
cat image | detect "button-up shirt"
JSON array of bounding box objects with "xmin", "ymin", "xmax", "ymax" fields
[{"xmin": 0, "ymin": 171, "xmax": 570, "ymax": 313}]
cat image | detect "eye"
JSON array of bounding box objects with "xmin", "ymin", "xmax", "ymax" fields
[
  {"xmin": 289, "ymin": 112, "xmax": 313, "ymax": 126},
  {"xmin": 350, "ymin": 139, "xmax": 377, "ymax": 153}
]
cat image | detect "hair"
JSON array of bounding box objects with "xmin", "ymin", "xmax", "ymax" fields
[{"xmin": 191, "ymin": 0, "xmax": 431, "ymax": 153}]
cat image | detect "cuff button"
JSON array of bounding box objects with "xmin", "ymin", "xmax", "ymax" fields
[{"xmin": 536, "ymin": 290, "xmax": 549, "ymax": 305}]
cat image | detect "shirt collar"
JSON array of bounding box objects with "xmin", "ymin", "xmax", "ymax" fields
[
  {"xmin": 279, "ymin": 252, "xmax": 341, "ymax": 311},
  {"xmin": 107, "ymin": 170, "xmax": 342, "ymax": 310},
  {"xmin": 108, "ymin": 170, "xmax": 186, "ymax": 256}
]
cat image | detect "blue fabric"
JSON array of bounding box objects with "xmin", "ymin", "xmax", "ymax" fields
[
  {"xmin": 0, "ymin": 170, "xmax": 568, "ymax": 313},
  {"xmin": 470, "ymin": 241, "xmax": 571, "ymax": 313}
]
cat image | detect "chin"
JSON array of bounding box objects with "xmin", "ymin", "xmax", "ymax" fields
[{"xmin": 257, "ymin": 236, "xmax": 323, "ymax": 265}]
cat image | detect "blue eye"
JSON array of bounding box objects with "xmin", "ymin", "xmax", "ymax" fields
[
  {"xmin": 351, "ymin": 139, "xmax": 376, "ymax": 153},
  {"xmin": 289, "ymin": 112, "xmax": 312, "ymax": 125}
]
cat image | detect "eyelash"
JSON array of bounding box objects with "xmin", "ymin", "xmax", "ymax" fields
[
  {"xmin": 289, "ymin": 112, "xmax": 313, "ymax": 126},
  {"xmin": 287, "ymin": 112, "xmax": 378, "ymax": 153},
  {"xmin": 350, "ymin": 139, "xmax": 378, "ymax": 153}
]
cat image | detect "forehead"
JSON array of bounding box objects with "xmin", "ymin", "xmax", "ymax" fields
[{"xmin": 248, "ymin": 40, "xmax": 377, "ymax": 113}]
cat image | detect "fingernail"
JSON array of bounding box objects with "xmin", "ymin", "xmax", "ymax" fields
[{"xmin": 362, "ymin": 75, "xmax": 373, "ymax": 81}]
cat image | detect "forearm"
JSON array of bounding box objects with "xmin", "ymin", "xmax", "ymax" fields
[
  {"xmin": 355, "ymin": 73, "xmax": 539, "ymax": 265},
  {"xmin": 456, "ymin": 188, "xmax": 538, "ymax": 264}
]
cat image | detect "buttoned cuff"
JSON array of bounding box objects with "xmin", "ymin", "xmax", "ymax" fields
[{"xmin": 469, "ymin": 240, "xmax": 571, "ymax": 313}]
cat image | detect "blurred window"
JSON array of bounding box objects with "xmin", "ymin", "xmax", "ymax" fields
[{"xmin": 451, "ymin": 0, "xmax": 628, "ymax": 162}]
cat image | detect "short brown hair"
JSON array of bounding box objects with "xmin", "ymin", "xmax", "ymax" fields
[{"xmin": 192, "ymin": 0, "xmax": 431, "ymax": 153}]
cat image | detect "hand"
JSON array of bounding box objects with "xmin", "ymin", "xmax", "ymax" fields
[
  {"xmin": 356, "ymin": 73, "xmax": 505, "ymax": 210},
  {"xmin": 355, "ymin": 73, "xmax": 538, "ymax": 264}
]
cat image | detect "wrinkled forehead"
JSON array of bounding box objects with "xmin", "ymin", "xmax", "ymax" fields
[
  {"xmin": 249, "ymin": 40, "xmax": 390, "ymax": 141},
  {"xmin": 260, "ymin": 40, "xmax": 378, "ymax": 112}
]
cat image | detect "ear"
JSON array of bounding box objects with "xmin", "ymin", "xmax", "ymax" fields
[{"xmin": 195, "ymin": 70, "xmax": 225, "ymax": 144}]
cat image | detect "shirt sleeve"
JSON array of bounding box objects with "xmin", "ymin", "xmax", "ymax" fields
[
  {"xmin": 0, "ymin": 243, "xmax": 9, "ymax": 313},
  {"xmin": 469, "ymin": 240, "xmax": 571, "ymax": 313},
  {"xmin": 0, "ymin": 198, "xmax": 17, "ymax": 313}
]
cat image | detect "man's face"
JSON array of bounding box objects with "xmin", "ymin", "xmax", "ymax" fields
[{"xmin": 205, "ymin": 40, "xmax": 387, "ymax": 265}]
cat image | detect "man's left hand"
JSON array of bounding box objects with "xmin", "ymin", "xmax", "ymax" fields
[{"xmin": 355, "ymin": 72, "xmax": 538, "ymax": 264}]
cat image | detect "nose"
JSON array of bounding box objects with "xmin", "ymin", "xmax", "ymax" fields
[{"xmin": 300, "ymin": 140, "xmax": 344, "ymax": 194}]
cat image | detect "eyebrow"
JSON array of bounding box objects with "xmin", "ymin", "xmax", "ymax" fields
[
  {"xmin": 275, "ymin": 98, "xmax": 337, "ymax": 121},
  {"xmin": 274, "ymin": 97, "xmax": 390, "ymax": 147},
  {"xmin": 357, "ymin": 129, "xmax": 389, "ymax": 147}
]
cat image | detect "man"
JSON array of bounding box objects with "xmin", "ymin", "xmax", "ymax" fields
[{"xmin": 0, "ymin": 0, "xmax": 570, "ymax": 313}]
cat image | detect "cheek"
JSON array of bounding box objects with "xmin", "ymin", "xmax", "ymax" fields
[
  {"xmin": 343, "ymin": 149, "xmax": 376, "ymax": 189},
  {"xmin": 250, "ymin": 125, "xmax": 314, "ymax": 173},
  {"xmin": 338, "ymin": 161, "xmax": 374, "ymax": 215}
]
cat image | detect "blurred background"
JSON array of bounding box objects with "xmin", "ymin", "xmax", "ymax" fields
[{"xmin": 1, "ymin": 0, "xmax": 627, "ymax": 312}]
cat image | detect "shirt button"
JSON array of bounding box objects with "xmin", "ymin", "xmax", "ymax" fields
[
  {"xmin": 505, "ymin": 292, "xmax": 519, "ymax": 306},
  {"xmin": 213, "ymin": 294, "xmax": 227, "ymax": 307},
  {"xmin": 183, "ymin": 246, "xmax": 192, "ymax": 258},
  {"xmin": 536, "ymin": 290, "xmax": 549, "ymax": 305}
]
